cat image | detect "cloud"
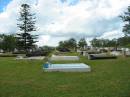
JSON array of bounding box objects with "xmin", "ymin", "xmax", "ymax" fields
[
  {"xmin": 0, "ymin": 0, "xmax": 130, "ymax": 46},
  {"xmin": 36, "ymin": 35, "xmax": 50, "ymax": 46},
  {"xmin": 99, "ymin": 29, "xmax": 124, "ymax": 39}
]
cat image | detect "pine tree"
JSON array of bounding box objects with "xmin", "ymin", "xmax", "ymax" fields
[
  {"xmin": 120, "ymin": 6, "xmax": 130, "ymax": 56},
  {"xmin": 17, "ymin": 4, "xmax": 37, "ymax": 53},
  {"xmin": 120, "ymin": 6, "xmax": 130, "ymax": 36}
]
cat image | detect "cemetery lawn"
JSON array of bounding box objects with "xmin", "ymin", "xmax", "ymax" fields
[{"xmin": 0, "ymin": 56, "xmax": 130, "ymax": 97}]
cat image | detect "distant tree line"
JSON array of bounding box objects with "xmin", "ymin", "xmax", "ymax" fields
[
  {"xmin": 57, "ymin": 38, "xmax": 87, "ymax": 52},
  {"xmin": 90, "ymin": 37, "xmax": 130, "ymax": 48},
  {"xmin": 1, "ymin": 34, "xmax": 130, "ymax": 53},
  {"xmin": 57, "ymin": 36, "xmax": 130, "ymax": 52}
]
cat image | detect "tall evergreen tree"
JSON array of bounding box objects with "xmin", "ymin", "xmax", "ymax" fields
[
  {"xmin": 120, "ymin": 6, "xmax": 130, "ymax": 36},
  {"xmin": 17, "ymin": 4, "xmax": 37, "ymax": 53}
]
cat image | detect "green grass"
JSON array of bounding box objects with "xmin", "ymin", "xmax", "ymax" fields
[{"xmin": 0, "ymin": 56, "xmax": 130, "ymax": 97}]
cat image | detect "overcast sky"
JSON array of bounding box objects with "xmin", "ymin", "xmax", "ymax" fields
[{"xmin": 0, "ymin": 0, "xmax": 130, "ymax": 46}]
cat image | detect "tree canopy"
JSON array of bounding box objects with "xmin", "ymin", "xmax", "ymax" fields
[
  {"xmin": 78, "ymin": 38, "xmax": 87, "ymax": 50},
  {"xmin": 57, "ymin": 38, "xmax": 77, "ymax": 52},
  {"xmin": 0, "ymin": 34, "xmax": 16, "ymax": 52}
]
